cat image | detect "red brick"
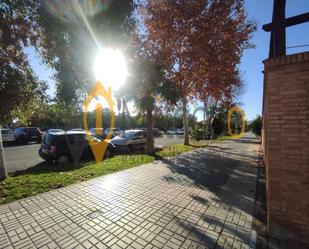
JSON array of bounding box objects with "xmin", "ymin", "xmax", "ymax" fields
[{"xmin": 263, "ymin": 52, "xmax": 309, "ymax": 245}]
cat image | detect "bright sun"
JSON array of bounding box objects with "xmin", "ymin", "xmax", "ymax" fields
[{"xmin": 94, "ymin": 48, "xmax": 128, "ymax": 91}]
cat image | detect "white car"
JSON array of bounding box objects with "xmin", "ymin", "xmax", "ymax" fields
[
  {"xmin": 111, "ymin": 130, "xmax": 146, "ymax": 152},
  {"xmin": 47, "ymin": 129, "xmax": 64, "ymax": 133},
  {"xmin": 176, "ymin": 128, "xmax": 185, "ymax": 135},
  {"xmin": 69, "ymin": 128, "xmax": 84, "ymax": 132},
  {"xmin": 166, "ymin": 128, "xmax": 178, "ymax": 135},
  {"xmin": 105, "ymin": 128, "xmax": 122, "ymax": 138},
  {"xmin": 1, "ymin": 128, "xmax": 16, "ymax": 142}
]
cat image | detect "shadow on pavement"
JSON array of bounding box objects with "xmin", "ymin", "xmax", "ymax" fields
[
  {"xmin": 204, "ymin": 145, "xmax": 231, "ymax": 151},
  {"xmin": 3, "ymin": 141, "xmax": 40, "ymax": 147},
  {"xmin": 207, "ymin": 146, "xmax": 259, "ymax": 160},
  {"xmin": 9, "ymin": 161, "xmax": 79, "ymax": 176},
  {"xmin": 231, "ymin": 138, "xmax": 261, "ymax": 144},
  {"xmin": 160, "ymin": 154, "xmax": 238, "ymax": 193},
  {"xmin": 173, "ymin": 213, "xmax": 252, "ymax": 249},
  {"xmin": 155, "ymin": 136, "xmax": 264, "ymax": 247}
]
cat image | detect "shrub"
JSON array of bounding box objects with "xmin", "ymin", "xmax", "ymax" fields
[
  {"xmin": 191, "ymin": 126, "xmax": 209, "ymax": 141},
  {"xmin": 250, "ymin": 115, "xmax": 262, "ymax": 136}
]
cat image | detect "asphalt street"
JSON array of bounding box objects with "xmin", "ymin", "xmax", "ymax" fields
[
  {"xmin": 3, "ymin": 143, "xmax": 42, "ymax": 173},
  {"xmin": 3, "ymin": 135, "xmax": 185, "ymax": 173}
]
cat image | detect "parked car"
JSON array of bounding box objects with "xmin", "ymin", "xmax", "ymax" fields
[
  {"xmin": 39, "ymin": 131, "xmax": 115, "ymax": 164},
  {"xmin": 153, "ymin": 128, "xmax": 162, "ymax": 137},
  {"xmin": 14, "ymin": 127, "xmax": 42, "ymax": 144},
  {"xmin": 111, "ymin": 129, "xmax": 146, "ymax": 152},
  {"xmin": 89, "ymin": 128, "xmax": 106, "ymax": 139},
  {"xmin": 140, "ymin": 127, "xmax": 162, "ymax": 137},
  {"xmin": 1, "ymin": 128, "xmax": 16, "ymax": 143},
  {"xmin": 47, "ymin": 129, "xmax": 64, "ymax": 133},
  {"xmin": 69, "ymin": 128, "xmax": 84, "ymax": 132},
  {"xmin": 166, "ymin": 128, "xmax": 178, "ymax": 135},
  {"xmin": 176, "ymin": 128, "xmax": 185, "ymax": 135},
  {"xmin": 105, "ymin": 128, "xmax": 122, "ymax": 138}
]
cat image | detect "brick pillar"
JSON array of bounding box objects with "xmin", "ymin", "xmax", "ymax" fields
[{"xmin": 263, "ymin": 52, "xmax": 309, "ymax": 247}]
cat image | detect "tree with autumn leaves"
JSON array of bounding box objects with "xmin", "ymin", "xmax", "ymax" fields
[
  {"xmin": 0, "ymin": 0, "xmax": 257, "ymax": 178},
  {"xmin": 137, "ymin": 0, "xmax": 256, "ymax": 145}
]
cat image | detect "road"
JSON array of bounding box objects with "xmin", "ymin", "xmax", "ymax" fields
[
  {"xmin": 155, "ymin": 134, "xmax": 184, "ymax": 146},
  {"xmin": 3, "ymin": 135, "xmax": 185, "ymax": 173},
  {"xmin": 3, "ymin": 143, "xmax": 43, "ymax": 173}
]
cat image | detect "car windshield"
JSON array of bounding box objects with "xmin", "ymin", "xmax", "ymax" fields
[
  {"xmin": 25, "ymin": 128, "xmax": 38, "ymax": 133},
  {"xmin": 1, "ymin": 129, "xmax": 12, "ymax": 134},
  {"xmin": 44, "ymin": 134, "xmax": 56, "ymax": 146},
  {"xmin": 91, "ymin": 128, "xmax": 104, "ymax": 133},
  {"xmin": 120, "ymin": 131, "xmax": 136, "ymax": 138},
  {"xmin": 86, "ymin": 134, "xmax": 103, "ymax": 143}
]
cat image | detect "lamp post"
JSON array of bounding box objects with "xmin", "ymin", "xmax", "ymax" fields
[{"xmin": 0, "ymin": 125, "xmax": 7, "ymax": 181}]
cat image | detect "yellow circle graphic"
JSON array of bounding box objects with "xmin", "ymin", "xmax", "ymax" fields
[
  {"xmin": 83, "ymin": 82, "xmax": 115, "ymax": 163},
  {"xmin": 227, "ymin": 106, "xmax": 245, "ymax": 139}
]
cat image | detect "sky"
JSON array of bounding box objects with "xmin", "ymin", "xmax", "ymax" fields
[
  {"xmin": 24, "ymin": 0, "xmax": 309, "ymax": 121},
  {"xmin": 239, "ymin": 0, "xmax": 309, "ymax": 120}
]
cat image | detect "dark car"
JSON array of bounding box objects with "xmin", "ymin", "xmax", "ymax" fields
[
  {"xmin": 39, "ymin": 131, "xmax": 115, "ymax": 164},
  {"xmin": 14, "ymin": 127, "xmax": 42, "ymax": 144},
  {"xmin": 152, "ymin": 128, "xmax": 162, "ymax": 137}
]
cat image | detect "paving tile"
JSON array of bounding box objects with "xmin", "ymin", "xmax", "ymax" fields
[{"xmin": 0, "ymin": 136, "xmax": 260, "ymax": 248}]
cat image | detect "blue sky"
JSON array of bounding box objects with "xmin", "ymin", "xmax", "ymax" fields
[
  {"xmin": 25, "ymin": 0, "xmax": 309, "ymax": 121},
  {"xmin": 240, "ymin": 0, "xmax": 309, "ymax": 120}
]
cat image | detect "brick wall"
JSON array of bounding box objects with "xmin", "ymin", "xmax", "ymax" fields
[{"xmin": 263, "ymin": 52, "xmax": 309, "ymax": 247}]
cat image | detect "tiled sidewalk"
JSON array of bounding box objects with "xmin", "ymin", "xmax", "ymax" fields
[{"xmin": 0, "ymin": 135, "xmax": 260, "ymax": 249}]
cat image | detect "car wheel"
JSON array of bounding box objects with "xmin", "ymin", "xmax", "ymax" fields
[
  {"xmin": 127, "ymin": 145, "xmax": 134, "ymax": 153},
  {"xmin": 56, "ymin": 155, "xmax": 69, "ymax": 164},
  {"xmin": 17, "ymin": 137, "xmax": 24, "ymax": 144},
  {"xmin": 104, "ymin": 149, "xmax": 112, "ymax": 159}
]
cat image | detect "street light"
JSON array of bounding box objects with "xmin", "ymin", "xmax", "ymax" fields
[{"xmin": 0, "ymin": 125, "xmax": 7, "ymax": 181}]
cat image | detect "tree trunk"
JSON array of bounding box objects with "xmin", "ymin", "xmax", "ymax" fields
[
  {"xmin": 0, "ymin": 125, "xmax": 7, "ymax": 181},
  {"xmin": 122, "ymin": 98, "xmax": 125, "ymax": 130},
  {"xmin": 209, "ymin": 118, "xmax": 214, "ymax": 139},
  {"xmin": 182, "ymin": 96, "xmax": 190, "ymax": 145},
  {"xmin": 146, "ymin": 107, "xmax": 155, "ymax": 154},
  {"xmin": 203, "ymin": 100, "xmax": 208, "ymax": 137}
]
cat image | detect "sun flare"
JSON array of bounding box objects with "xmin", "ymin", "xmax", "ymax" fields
[{"xmin": 94, "ymin": 48, "xmax": 127, "ymax": 91}]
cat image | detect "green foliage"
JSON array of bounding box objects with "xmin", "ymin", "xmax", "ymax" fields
[
  {"xmin": 191, "ymin": 126, "xmax": 207, "ymax": 141},
  {"xmin": 229, "ymin": 112, "xmax": 243, "ymax": 135},
  {"xmin": 29, "ymin": 103, "xmax": 80, "ymax": 129},
  {"xmin": 125, "ymin": 59, "xmax": 163, "ymax": 111},
  {"xmin": 211, "ymin": 106, "xmax": 228, "ymax": 138},
  {"xmin": 37, "ymin": 0, "xmax": 134, "ymax": 104},
  {"xmin": 0, "ymin": 67, "xmax": 35, "ymax": 125},
  {"xmin": 250, "ymin": 115, "xmax": 262, "ymax": 136},
  {"xmin": 28, "ymin": 104, "xmax": 141, "ymax": 131},
  {"xmin": 244, "ymin": 120, "xmax": 250, "ymax": 132},
  {"xmin": 0, "ymin": 0, "xmax": 46, "ymax": 125},
  {"xmin": 157, "ymin": 80, "xmax": 181, "ymax": 106},
  {"xmin": 152, "ymin": 114, "xmax": 182, "ymax": 131}
]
